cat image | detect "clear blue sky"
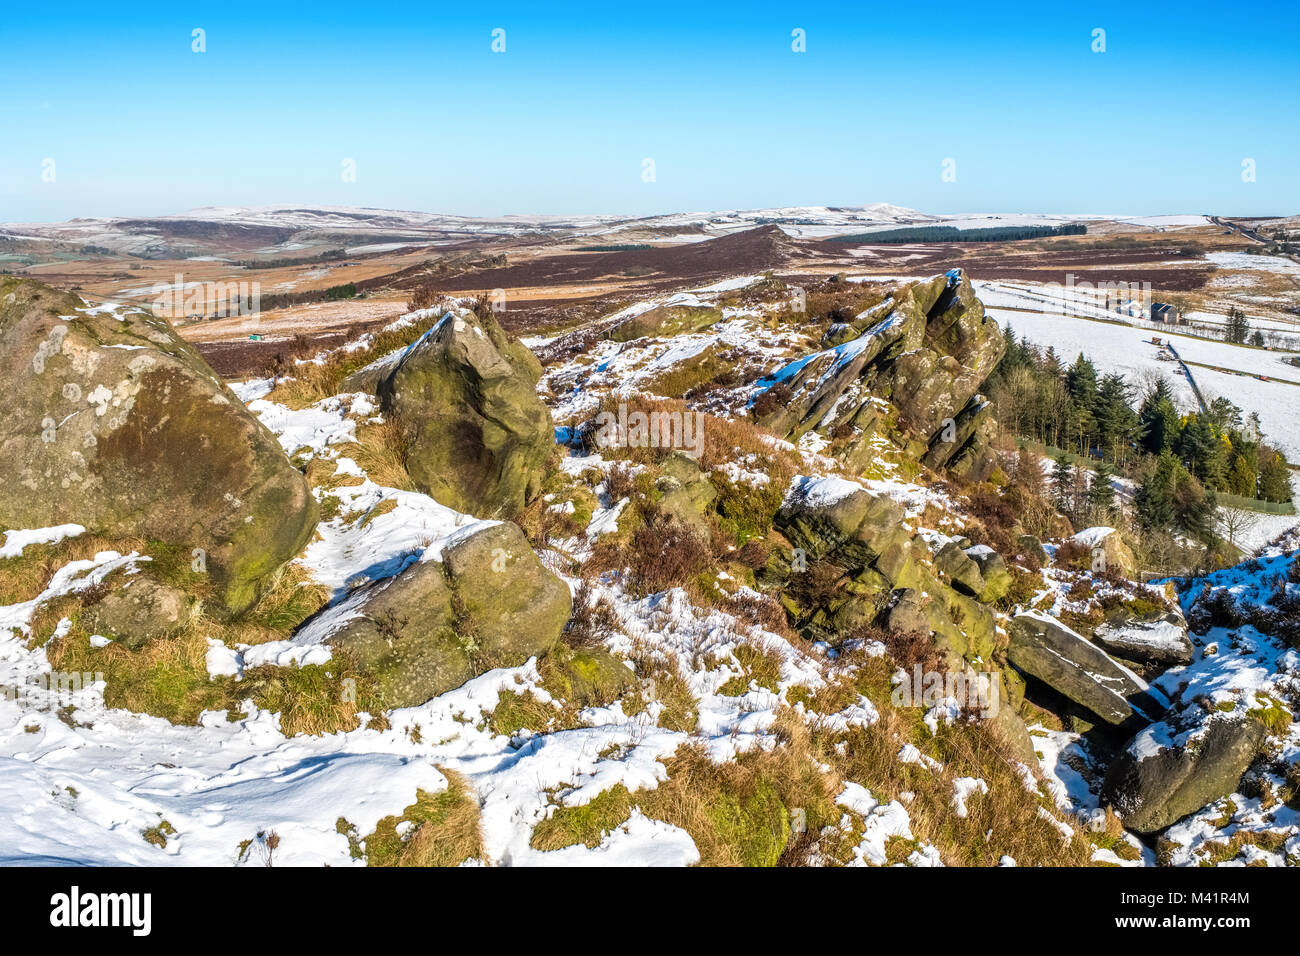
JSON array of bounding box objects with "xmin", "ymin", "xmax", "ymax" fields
[{"xmin": 1, "ymin": 0, "xmax": 1296, "ymax": 222}]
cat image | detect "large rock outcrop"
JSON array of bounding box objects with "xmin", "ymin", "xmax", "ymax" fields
[
  {"xmin": 0, "ymin": 278, "xmax": 316, "ymax": 616},
  {"xmin": 755, "ymin": 270, "xmax": 1004, "ymax": 479},
  {"xmin": 759, "ymin": 476, "xmax": 1034, "ymax": 760},
  {"xmin": 1101, "ymin": 705, "xmax": 1268, "ymax": 834},
  {"xmin": 299, "ymin": 522, "xmax": 571, "ymax": 708},
  {"xmin": 375, "ymin": 309, "xmax": 553, "ymax": 518},
  {"xmin": 1007, "ymin": 612, "xmax": 1168, "ymax": 727}
]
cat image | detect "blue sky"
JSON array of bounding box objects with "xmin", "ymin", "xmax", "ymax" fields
[{"xmin": 1, "ymin": 1, "xmax": 1296, "ymax": 222}]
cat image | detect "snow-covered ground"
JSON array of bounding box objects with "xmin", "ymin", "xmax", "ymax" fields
[
  {"xmin": 0, "ymin": 335, "xmax": 960, "ymax": 865},
  {"xmin": 976, "ymin": 296, "xmax": 1300, "ymax": 462}
]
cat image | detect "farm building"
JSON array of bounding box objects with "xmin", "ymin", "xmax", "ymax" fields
[{"xmin": 1150, "ymin": 302, "xmax": 1182, "ymax": 324}]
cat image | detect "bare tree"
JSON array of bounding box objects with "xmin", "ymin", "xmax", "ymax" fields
[{"xmin": 1219, "ymin": 506, "xmax": 1260, "ymax": 550}]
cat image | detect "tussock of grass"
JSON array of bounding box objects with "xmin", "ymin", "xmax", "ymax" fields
[
  {"xmin": 643, "ymin": 346, "xmax": 739, "ymax": 399},
  {"xmin": 487, "ymin": 689, "xmax": 573, "ymax": 737},
  {"xmin": 357, "ymin": 770, "xmax": 485, "ymax": 866},
  {"xmin": 142, "ymin": 820, "xmax": 177, "ymax": 849},
  {"xmin": 0, "ymin": 534, "xmax": 213, "ymax": 608},
  {"xmin": 810, "ymin": 683, "xmax": 1096, "ymax": 866},
  {"xmin": 621, "ymin": 652, "xmax": 698, "ymax": 733},
  {"xmin": 1198, "ymin": 828, "xmax": 1290, "ymax": 865},
  {"xmin": 532, "ymin": 717, "xmax": 837, "ymax": 866},
  {"xmin": 34, "ymin": 559, "xmax": 383, "ymax": 735},
  {"xmin": 718, "ymin": 643, "xmax": 783, "ymax": 697},
  {"xmin": 348, "ymin": 419, "xmax": 415, "ymax": 491},
  {"xmin": 530, "ymin": 624, "xmax": 1096, "ymax": 867}
]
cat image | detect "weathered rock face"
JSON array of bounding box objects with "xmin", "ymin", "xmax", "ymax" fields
[
  {"xmin": 376, "ymin": 309, "xmax": 553, "ymax": 518},
  {"xmin": 1093, "ymin": 611, "xmax": 1194, "ymax": 668},
  {"xmin": 964, "ymin": 546, "xmax": 1012, "ymax": 604},
  {"xmin": 1102, "ymin": 706, "xmax": 1268, "ymax": 834},
  {"xmin": 756, "ymin": 270, "xmax": 1005, "ymax": 479},
  {"xmin": 761, "ymin": 476, "xmax": 1034, "ymax": 760},
  {"xmin": 934, "ymin": 542, "xmax": 986, "ymax": 599},
  {"xmin": 305, "ymin": 522, "xmax": 571, "ymax": 708},
  {"xmin": 1065, "ymin": 527, "xmax": 1137, "ymax": 578},
  {"xmin": 608, "ymin": 304, "xmax": 722, "ymax": 343},
  {"xmin": 654, "ymin": 452, "xmax": 718, "ymax": 533},
  {"xmin": 1007, "ymin": 612, "xmax": 1168, "ymax": 727},
  {"xmin": 0, "ymin": 278, "xmax": 317, "ymax": 616},
  {"xmin": 83, "ymin": 576, "xmax": 195, "ymax": 649}
]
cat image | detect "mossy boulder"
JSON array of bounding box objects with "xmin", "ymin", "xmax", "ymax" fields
[
  {"xmin": 338, "ymin": 345, "xmax": 406, "ymax": 394},
  {"xmin": 934, "ymin": 541, "xmax": 986, "ymax": 598},
  {"xmin": 0, "ymin": 278, "xmax": 316, "ymax": 616},
  {"xmin": 541, "ymin": 644, "xmax": 636, "ymax": 709},
  {"xmin": 774, "ymin": 477, "xmax": 913, "ymax": 571},
  {"xmin": 655, "ymin": 453, "xmax": 718, "ymax": 532},
  {"xmin": 304, "ymin": 522, "xmax": 571, "ymax": 708},
  {"xmin": 83, "ymin": 575, "xmax": 195, "ymax": 649},
  {"xmin": 376, "ymin": 309, "xmax": 553, "ymax": 518},
  {"xmin": 1102, "ymin": 706, "xmax": 1268, "ymax": 834},
  {"xmin": 608, "ymin": 304, "xmax": 722, "ymax": 342},
  {"xmin": 964, "ymin": 546, "xmax": 1012, "ymax": 603}
]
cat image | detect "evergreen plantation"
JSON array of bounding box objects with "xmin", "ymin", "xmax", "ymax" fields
[{"xmin": 990, "ymin": 325, "xmax": 1293, "ymax": 555}]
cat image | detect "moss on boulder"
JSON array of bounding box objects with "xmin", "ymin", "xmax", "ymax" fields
[
  {"xmin": 311, "ymin": 522, "xmax": 571, "ymax": 708},
  {"xmin": 1102, "ymin": 706, "xmax": 1268, "ymax": 834},
  {"xmin": 376, "ymin": 309, "xmax": 553, "ymax": 518},
  {"xmin": 541, "ymin": 644, "xmax": 636, "ymax": 709},
  {"xmin": 0, "ymin": 278, "xmax": 316, "ymax": 616},
  {"xmin": 608, "ymin": 304, "xmax": 722, "ymax": 343}
]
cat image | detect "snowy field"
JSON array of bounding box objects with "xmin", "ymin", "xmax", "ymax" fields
[
  {"xmin": 969, "ymin": 294, "xmax": 1300, "ymax": 461},
  {"xmin": 1169, "ymin": 335, "xmax": 1300, "ymax": 380}
]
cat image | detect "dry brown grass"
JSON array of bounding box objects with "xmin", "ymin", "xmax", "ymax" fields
[
  {"xmin": 0, "ymin": 534, "xmax": 156, "ymax": 607},
  {"xmin": 808, "ymin": 694, "xmax": 1095, "ymax": 866},
  {"xmin": 34, "ymin": 554, "xmax": 377, "ymax": 735},
  {"xmin": 348, "ymin": 419, "xmax": 415, "ymax": 491},
  {"xmin": 354, "ymin": 768, "xmax": 485, "ymax": 866},
  {"xmin": 531, "ymin": 714, "xmax": 837, "ymax": 866}
]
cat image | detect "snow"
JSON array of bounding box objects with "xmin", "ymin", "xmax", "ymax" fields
[
  {"xmin": 782, "ymin": 474, "xmax": 865, "ymax": 509},
  {"xmin": 1098, "ymin": 619, "xmax": 1188, "ymax": 653},
  {"xmin": 951, "ymin": 777, "xmax": 988, "ymax": 818},
  {"xmin": 531, "ymin": 811, "xmax": 699, "ymax": 866},
  {"xmin": 301, "ymin": 481, "xmax": 498, "ymax": 595},
  {"xmin": 227, "ymin": 378, "xmax": 275, "ymax": 402},
  {"xmin": 246, "ymin": 395, "xmax": 361, "ymax": 457},
  {"xmin": 1206, "ymin": 251, "xmax": 1300, "ymax": 276},
  {"xmin": 834, "ymin": 782, "xmax": 937, "ymax": 866},
  {"xmin": 0, "ymin": 524, "xmax": 85, "ymax": 560},
  {"xmin": 1070, "ymin": 527, "xmax": 1115, "ymax": 549}
]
